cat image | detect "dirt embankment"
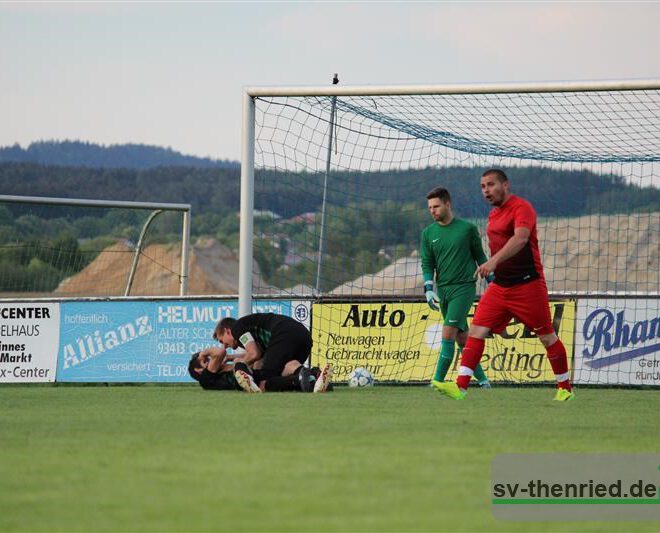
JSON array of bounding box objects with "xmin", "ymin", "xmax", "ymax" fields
[{"xmin": 54, "ymin": 237, "xmax": 270, "ymax": 297}]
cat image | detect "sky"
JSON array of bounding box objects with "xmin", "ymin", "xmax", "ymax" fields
[{"xmin": 1, "ymin": 1, "xmax": 660, "ymax": 161}]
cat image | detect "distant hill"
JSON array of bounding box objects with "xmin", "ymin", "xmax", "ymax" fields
[
  {"xmin": 0, "ymin": 162, "xmax": 658, "ymax": 220},
  {"xmin": 0, "ymin": 141, "xmax": 239, "ymax": 170}
]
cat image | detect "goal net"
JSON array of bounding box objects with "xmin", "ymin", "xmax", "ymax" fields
[
  {"xmin": 244, "ymin": 82, "xmax": 660, "ymax": 387},
  {"xmin": 0, "ymin": 196, "xmax": 191, "ymax": 297}
]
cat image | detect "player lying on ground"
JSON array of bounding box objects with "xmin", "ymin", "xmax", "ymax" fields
[
  {"xmin": 421, "ymin": 185, "xmax": 491, "ymax": 389},
  {"xmin": 213, "ymin": 312, "xmax": 332, "ymax": 394},
  {"xmin": 188, "ymin": 349, "xmax": 328, "ymax": 392},
  {"xmin": 434, "ymin": 169, "xmax": 574, "ymax": 402}
]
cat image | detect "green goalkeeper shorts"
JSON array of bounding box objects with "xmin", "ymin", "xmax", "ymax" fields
[{"xmin": 436, "ymin": 283, "xmax": 476, "ymax": 332}]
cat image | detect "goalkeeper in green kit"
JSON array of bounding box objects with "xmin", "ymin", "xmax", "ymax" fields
[{"xmin": 421, "ymin": 186, "xmax": 491, "ymax": 389}]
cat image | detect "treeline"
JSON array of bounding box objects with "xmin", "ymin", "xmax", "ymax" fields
[
  {"xmin": 1, "ymin": 162, "xmax": 658, "ymax": 219},
  {"xmin": 0, "ymin": 141, "xmax": 239, "ymax": 170},
  {"xmin": 254, "ymin": 200, "xmax": 423, "ymax": 292}
]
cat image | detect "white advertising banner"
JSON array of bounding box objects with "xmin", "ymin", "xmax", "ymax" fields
[
  {"xmin": 0, "ymin": 303, "xmax": 60, "ymax": 383},
  {"xmin": 575, "ymin": 299, "xmax": 660, "ymax": 386}
]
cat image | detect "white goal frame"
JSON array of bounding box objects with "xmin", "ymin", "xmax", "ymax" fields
[
  {"xmin": 239, "ymin": 79, "xmax": 660, "ymax": 316},
  {"xmin": 0, "ymin": 194, "xmax": 192, "ymax": 296}
]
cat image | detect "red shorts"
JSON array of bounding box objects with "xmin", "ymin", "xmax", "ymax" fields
[{"xmin": 472, "ymin": 278, "xmax": 554, "ymax": 335}]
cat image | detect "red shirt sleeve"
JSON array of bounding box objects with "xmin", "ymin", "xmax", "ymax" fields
[{"xmin": 513, "ymin": 199, "xmax": 536, "ymax": 231}]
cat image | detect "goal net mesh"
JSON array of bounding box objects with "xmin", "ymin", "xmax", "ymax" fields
[{"xmin": 0, "ymin": 201, "xmax": 187, "ymax": 297}]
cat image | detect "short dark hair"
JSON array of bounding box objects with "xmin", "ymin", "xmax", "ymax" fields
[
  {"xmin": 426, "ymin": 186, "xmax": 451, "ymax": 203},
  {"xmin": 188, "ymin": 352, "xmax": 203, "ymax": 382},
  {"xmin": 482, "ymin": 168, "xmax": 508, "ymax": 182},
  {"xmin": 213, "ymin": 316, "xmax": 236, "ymax": 340}
]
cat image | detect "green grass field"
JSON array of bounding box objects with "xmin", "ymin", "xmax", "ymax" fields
[{"xmin": 1, "ymin": 385, "xmax": 658, "ymax": 532}]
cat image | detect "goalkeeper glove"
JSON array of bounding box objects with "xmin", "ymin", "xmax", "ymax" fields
[{"xmin": 424, "ymin": 281, "xmax": 440, "ymax": 311}]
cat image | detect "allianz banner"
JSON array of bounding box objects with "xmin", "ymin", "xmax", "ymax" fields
[
  {"xmin": 312, "ymin": 300, "xmax": 575, "ymax": 383},
  {"xmin": 57, "ymin": 299, "xmax": 309, "ymax": 382},
  {"xmin": 574, "ymin": 298, "xmax": 660, "ymax": 386}
]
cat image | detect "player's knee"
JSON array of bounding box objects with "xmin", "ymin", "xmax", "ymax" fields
[
  {"xmin": 468, "ymin": 324, "xmax": 489, "ymax": 339},
  {"xmin": 539, "ymin": 332, "xmax": 558, "ymax": 347},
  {"xmin": 282, "ymin": 360, "xmax": 302, "ymax": 376},
  {"xmin": 441, "ymin": 325, "xmax": 459, "ymax": 341}
]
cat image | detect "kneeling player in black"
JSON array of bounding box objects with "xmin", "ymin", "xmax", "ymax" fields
[
  {"xmin": 214, "ymin": 313, "xmax": 332, "ymax": 393},
  {"xmin": 187, "ymin": 348, "xmax": 313, "ymax": 392}
]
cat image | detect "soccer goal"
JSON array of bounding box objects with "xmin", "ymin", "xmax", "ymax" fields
[
  {"xmin": 0, "ymin": 195, "xmax": 191, "ymax": 297},
  {"xmin": 239, "ymin": 80, "xmax": 660, "ymax": 387}
]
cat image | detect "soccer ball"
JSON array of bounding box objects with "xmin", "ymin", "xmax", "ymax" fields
[{"xmin": 348, "ymin": 367, "xmax": 374, "ymax": 387}]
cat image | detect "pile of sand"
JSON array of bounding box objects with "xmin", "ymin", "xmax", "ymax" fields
[
  {"xmin": 54, "ymin": 237, "xmax": 271, "ymax": 297},
  {"xmin": 331, "ymin": 212, "xmax": 659, "ymax": 295}
]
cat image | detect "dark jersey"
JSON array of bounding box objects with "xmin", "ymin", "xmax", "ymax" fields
[
  {"xmin": 197, "ymin": 369, "xmax": 239, "ymax": 391},
  {"xmin": 487, "ymin": 195, "xmax": 545, "ymax": 287},
  {"xmin": 231, "ymin": 313, "xmax": 312, "ymax": 378},
  {"xmin": 231, "ymin": 313, "xmax": 295, "ymax": 352}
]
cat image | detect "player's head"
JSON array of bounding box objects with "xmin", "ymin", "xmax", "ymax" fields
[
  {"xmin": 426, "ymin": 186, "xmax": 452, "ymax": 223},
  {"xmin": 188, "ymin": 352, "xmax": 204, "ymax": 381},
  {"xmin": 481, "ymin": 168, "xmax": 511, "ymax": 206},
  {"xmin": 214, "ymin": 317, "xmax": 237, "ymax": 348}
]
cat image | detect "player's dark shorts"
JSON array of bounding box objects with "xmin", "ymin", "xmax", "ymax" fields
[
  {"xmin": 472, "ymin": 278, "xmax": 554, "ymax": 335},
  {"xmin": 437, "ymin": 283, "xmax": 476, "ymax": 332},
  {"xmin": 259, "ymin": 320, "xmax": 312, "ymax": 379}
]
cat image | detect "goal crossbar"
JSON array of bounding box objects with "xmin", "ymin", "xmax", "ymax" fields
[{"xmin": 246, "ymin": 78, "xmax": 660, "ymax": 98}]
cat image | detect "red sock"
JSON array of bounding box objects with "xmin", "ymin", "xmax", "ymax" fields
[
  {"xmin": 546, "ymin": 338, "xmax": 571, "ymax": 390},
  {"xmin": 456, "ymin": 337, "xmax": 485, "ymax": 390}
]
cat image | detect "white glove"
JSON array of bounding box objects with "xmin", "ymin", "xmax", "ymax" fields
[{"xmin": 424, "ymin": 282, "xmax": 440, "ymax": 311}]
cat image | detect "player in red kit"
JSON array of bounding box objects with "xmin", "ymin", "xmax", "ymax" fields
[{"xmin": 434, "ymin": 169, "xmax": 574, "ymax": 401}]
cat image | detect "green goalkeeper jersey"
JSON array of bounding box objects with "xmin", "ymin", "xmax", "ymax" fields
[{"xmin": 420, "ymin": 218, "xmax": 488, "ymax": 288}]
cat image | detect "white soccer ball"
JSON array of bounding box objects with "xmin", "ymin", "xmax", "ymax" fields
[{"xmin": 348, "ymin": 367, "xmax": 374, "ymax": 387}]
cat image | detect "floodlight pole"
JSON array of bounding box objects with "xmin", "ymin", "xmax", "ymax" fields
[
  {"xmin": 238, "ymin": 91, "xmax": 256, "ymax": 317},
  {"xmin": 315, "ymin": 74, "xmax": 339, "ymax": 294}
]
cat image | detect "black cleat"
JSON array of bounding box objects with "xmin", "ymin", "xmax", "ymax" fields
[{"xmin": 298, "ymin": 366, "xmax": 315, "ymax": 393}]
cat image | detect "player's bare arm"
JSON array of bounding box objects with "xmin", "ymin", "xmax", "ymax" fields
[
  {"xmin": 233, "ymin": 340, "xmax": 262, "ymax": 365},
  {"xmin": 199, "ymin": 345, "xmax": 226, "ymax": 359},
  {"xmin": 205, "ymin": 345, "xmax": 228, "ymax": 372},
  {"xmin": 474, "ymin": 226, "xmax": 531, "ymax": 278}
]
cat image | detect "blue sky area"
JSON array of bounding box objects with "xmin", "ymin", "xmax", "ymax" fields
[{"xmin": 1, "ymin": 2, "xmax": 659, "ymax": 160}]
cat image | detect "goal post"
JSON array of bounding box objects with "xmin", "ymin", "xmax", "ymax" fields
[
  {"xmin": 240, "ymin": 80, "xmax": 660, "ymax": 387},
  {"xmin": 239, "ymin": 91, "xmax": 256, "ymax": 317}
]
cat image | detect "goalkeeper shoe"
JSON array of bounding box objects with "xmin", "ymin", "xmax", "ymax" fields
[
  {"xmin": 479, "ymin": 380, "xmax": 492, "ymax": 389},
  {"xmin": 235, "ymin": 369, "xmax": 262, "ymax": 393},
  {"xmin": 553, "ymin": 388, "xmax": 575, "ymax": 402},
  {"xmin": 432, "ymin": 380, "xmax": 466, "ymax": 400},
  {"xmin": 313, "ymin": 363, "xmax": 333, "ymax": 393}
]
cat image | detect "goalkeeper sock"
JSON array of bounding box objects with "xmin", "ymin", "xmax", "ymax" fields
[
  {"xmin": 456, "ymin": 337, "xmax": 485, "ymax": 391},
  {"xmin": 546, "ymin": 338, "xmax": 571, "ymax": 390},
  {"xmin": 472, "ymin": 362, "xmax": 489, "ymax": 385},
  {"xmin": 433, "ymin": 339, "xmax": 455, "ymax": 381}
]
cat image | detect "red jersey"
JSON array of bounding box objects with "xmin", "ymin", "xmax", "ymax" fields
[{"xmin": 487, "ymin": 195, "xmax": 545, "ymax": 286}]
